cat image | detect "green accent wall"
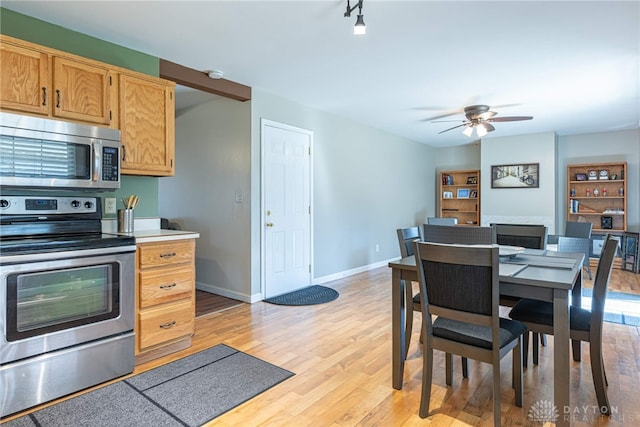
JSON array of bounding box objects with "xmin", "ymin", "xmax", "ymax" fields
[{"xmin": 0, "ymin": 7, "xmax": 160, "ymax": 218}]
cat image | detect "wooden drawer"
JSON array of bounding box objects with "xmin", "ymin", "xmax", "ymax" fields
[
  {"xmin": 138, "ymin": 300, "xmax": 193, "ymax": 350},
  {"xmin": 138, "ymin": 240, "xmax": 194, "ymax": 268},
  {"xmin": 139, "ymin": 266, "xmax": 194, "ymax": 308}
]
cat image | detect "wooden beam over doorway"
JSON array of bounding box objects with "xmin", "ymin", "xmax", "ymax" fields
[{"xmin": 159, "ymin": 59, "xmax": 251, "ymax": 102}]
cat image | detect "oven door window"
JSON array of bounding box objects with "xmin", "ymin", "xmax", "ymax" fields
[{"xmin": 6, "ymin": 263, "xmax": 121, "ymax": 341}]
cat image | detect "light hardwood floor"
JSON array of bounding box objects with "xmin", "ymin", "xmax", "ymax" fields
[{"xmin": 4, "ymin": 268, "xmax": 639, "ymax": 426}]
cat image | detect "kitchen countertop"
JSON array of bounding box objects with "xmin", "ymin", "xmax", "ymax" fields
[{"xmin": 102, "ymin": 217, "xmax": 199, "ymax": 243}]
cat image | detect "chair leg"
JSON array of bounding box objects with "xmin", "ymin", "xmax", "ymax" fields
[
  {"xmin": 419, "ymin": 346, "xmax": 434, "ymax": 418},
  {"xmin": 513, "ymin": 337, "xmax": 523, "ymax": 407},
  {"xmin": 522, "ymin": 332, "xmax": 529, "ymax": 367},
  {"xmin": 533, "ymin": 332, "xmax": 540, "ymax": 365},
  {"xmin": 445, "ymin": 353, "xmax": 454, "ymax": 386},
  {"xmin": 462, "ymin": 357, "xmax": 469, "ymax": 378},
  {"xmin": 589, "ymin": 339, "xmax": 611, "ymax": 415},
  {"xmin": 492, "ymin": 361, "xmax": 502, "ymax": 426},
  {"xmin": 403, "ymin": 280, "xmax": 413, "ymax": 359},
  {"xmin": 540, "ymin": 333, "xmax": 547, "ymax": 346}
]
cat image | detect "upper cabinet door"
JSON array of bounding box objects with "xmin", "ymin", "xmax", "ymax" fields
[
  {"xmin": 52, "ymin": 57, "xmax": 111, "ymax": 125},
  {"xmin": 119, "ymin": 73, "xmax": 175, "ymax": 176},
  {"xmin": 0, "ymin": 43, "xmax": 50, "ymax": 115}
]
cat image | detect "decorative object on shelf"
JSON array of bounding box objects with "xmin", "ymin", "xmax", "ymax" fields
[
  {"xmin": 588, "ymin": 170, "xmax": 598, "ymax": 180},
  {"xmin": 457, "ymin": 189, "xmax": 470, "ymax": 198},
  {"xmin": 442, "ymin": 174, "xmax": 454, "ymax": 185},
  {"xmin": 491, "ymin": 163, "xmax": 539, "ymax": 188},
  {"xmin": 575, "ymin": 173, "xmax": 587, "ymax": 181},
  {"xmin": 599, "ymin": 170, "xmax": 609, "ymax": 180},
  {"xmin": 570, "ymin": 188, "xmax": 576, "ymax": 197},
  {"xmin": 443, "ymin": 191, "xmax": 453, "ymax": 198},
  {"xmin": 586, "ymin": 188, "xmax": 591, "ymax": 197},
  {"xmin": 466, "ymin": 176, "xmax": 478, "ymax": 184},
  {"xmin": 602, "ymin": 188, "xmax": 607, "ymax": 197},
  {"xmin": 620, "ymin": 168, "xmax": 624, "ymax": 179},
  {"xmin": 618, "ymin": 187, "xmax": 624, "ymax": 196},
  {"xmin": 470, "ymin": 189, "xmax": 478, "ymax": 198},
  {"xmin": 610, "ymin": 174, "xmax": 617, "ymax": 180},
  {"xmin": 593, "ymin": 188, "xmax": 599, "ymax": 197},
  {"xmin": 601, "ymin": 216, "xmax": 613, "ymax": 229}
]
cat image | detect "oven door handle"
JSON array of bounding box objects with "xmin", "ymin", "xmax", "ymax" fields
[{"xmin": 0, "ymin": 245, "xmax": 137, "ymax": 264}]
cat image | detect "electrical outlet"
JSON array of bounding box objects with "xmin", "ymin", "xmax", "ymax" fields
[
  {"xmin": 375, "ymin": 244, "xmax": 380, "ymax": 253},
  {"xmin": 105, "ymin": 198, "xmax": 116, "ymax": 214}
]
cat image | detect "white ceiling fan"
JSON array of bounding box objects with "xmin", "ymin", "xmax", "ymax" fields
[{"xmin": 433, "ymin": 105, "xmax": 533, "ymax": 137}]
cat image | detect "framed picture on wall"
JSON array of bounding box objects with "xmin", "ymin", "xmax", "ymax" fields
[{"xmin": 491, "ymin": 163, "xmax": 539, "ymax": 188}]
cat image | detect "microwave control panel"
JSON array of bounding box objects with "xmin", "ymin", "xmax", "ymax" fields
[{"xmin": 102, "ymin": 146, "xmax": 120, "ymax": 182}]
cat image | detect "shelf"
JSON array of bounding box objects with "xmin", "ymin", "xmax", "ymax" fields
[
  {"xmin": 570, "ymin": 179, "xmax": 624, "ymax": 184},
  {"xmin": 569, "ymin": 212, "xmax": 624, "ymax": 216}
]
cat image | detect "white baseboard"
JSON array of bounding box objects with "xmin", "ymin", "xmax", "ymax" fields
[
  {"xmin": 313, "ymin": 257, "xmax": 398, "ymax": 285},
  {"xmin": 196, "ymin": 281, "xmax": 262, "ymax": 303},
  {"xmin": 197, "ymin": 258, "xmax": 397, "ymax": 304}
]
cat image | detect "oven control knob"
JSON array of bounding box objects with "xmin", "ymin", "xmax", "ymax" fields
[
  {"xmin": 71, "ymin": 200, "xmax": 81, "ymax": 208},
  {"xmin": 84, "ymin": 201, "xmax": 93, "ymax": 209},
  {"xmin": 0, "ymin": 199, "xmax": 8, "ymax": 208}
]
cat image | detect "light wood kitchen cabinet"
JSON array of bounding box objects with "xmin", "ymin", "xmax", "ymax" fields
[
  {"xmin": 0, "ymin": 41, "xmax": 49, "ymax": 115},
  {"xmin": 0, "ymin": 36, "xmax": 111, "ymax": 125},
  {"xmin": 51, "ymin": 56, "xmax": 111, "ymax": 125},
  {"xmin": 119, "ymin": 73, "xmax": 175, "ymax": 176},
  {"xmin": 135, "ymin": 239, "xmax": 195, "ymax": 364}
]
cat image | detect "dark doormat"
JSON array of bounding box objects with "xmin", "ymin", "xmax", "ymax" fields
[
  {"xmin": 3, "ymin": 344, "xmax": 294, "ymax": 427},
  {"xmin": 264, "ymin": 285, "xmax": 339, "ymax": 306}
]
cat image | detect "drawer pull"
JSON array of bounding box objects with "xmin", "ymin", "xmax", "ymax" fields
[
  {"xmin": 159, "ymin": 321, "xmax": 177, "ymax": 329},
  {"xmin": 159, "ymin": 283, "xmax": 177, "ymax": 290},
  {"xmin": 159, "ymin": 252, "xmax": 177, "ymax": 259}
]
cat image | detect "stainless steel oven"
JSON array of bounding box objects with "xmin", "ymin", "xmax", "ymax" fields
[{"xmin": 0, "ymin": 196, "xmax": 136, "ymax": 418}]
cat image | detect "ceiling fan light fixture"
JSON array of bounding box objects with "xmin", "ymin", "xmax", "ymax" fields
[
  {"xmin": 462, "ymin": 126, "xmax": 474, "ymax": 137},
  {"xmin": 476, "ymin": 123, "xmax": 488, "ymax": 137},
  {"xmin": 354, "ymin": 14, "xmax": 366, "ymax": 34}
]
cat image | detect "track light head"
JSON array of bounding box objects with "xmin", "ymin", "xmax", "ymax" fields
[{"xmin": 344, "ymin": 0, "xmax": 366, "ymax": 35}]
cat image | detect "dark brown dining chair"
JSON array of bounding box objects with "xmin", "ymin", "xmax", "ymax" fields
[
  {"xmin": 422, "ymin": 224, "xmax": 492, "ymax": 245},
  {"xmin": 414, "ymin": 242, "xmax": 526, "ymax": 424},
  {"xmin": 509, "ymin": 234, "xmax": 618, "ymax": 415},
  {"xmin": 396, "ymin": 226, "xmax": 423, "ymax": 358},
  {"xmin": 565, "ymin": 221, "xmax": 593, "ymax": 279},
  {"xmin": 426, "ymin": 217, "xmax": 458, "ymax": 225}
]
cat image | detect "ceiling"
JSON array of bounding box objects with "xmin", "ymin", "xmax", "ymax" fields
[{"xmin": 4, "ymin": 1, "xmax": 639, "ymax": 147}]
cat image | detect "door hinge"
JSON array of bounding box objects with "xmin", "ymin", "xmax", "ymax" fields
[
  {"xmin": 308, "ymin": 146, "xmax": 311, "ymax": 155},
  {"xmin": 109, "ymin": 110, "xmax": 112, "ymax": 120},
  {"xmin": 308, "ymin": 205, "xmax": 311, "ymax": 214}
]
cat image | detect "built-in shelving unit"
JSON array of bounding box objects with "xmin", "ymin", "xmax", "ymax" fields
[
  {"xmin": 567, "ymin": 162, "xmax": 627, "ymax": 233},
  {"xmin": 439, "ymin": 169, "xmax": 480, "ymax": 226}
]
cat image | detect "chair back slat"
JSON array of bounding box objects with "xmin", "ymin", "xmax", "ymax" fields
[
  {"xmin": 491, "ymin": 223, "xmax": 548, "ymax": 249},
  {"xmin": 590, "ymin": 235, "xmax": 617, "ymax": 322},
  {"xmin": 565, "ymin": 221, "xmax": 593, "ymax": 239},
  {"xmin": 423, "ymin": 224, "xmax": 492, "ymax": 245},
  {"xmin": 416, "ymin": 242, "xmax": 497, "ymax": 316},
  {"xmin": 396, "ymin": 226, "xmax": 421, "ymax": 257}
]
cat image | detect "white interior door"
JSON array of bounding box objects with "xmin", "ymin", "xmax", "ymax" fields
[{"xmin": 262, "ymin": 120, "xmax": 312, "ymax": 298}]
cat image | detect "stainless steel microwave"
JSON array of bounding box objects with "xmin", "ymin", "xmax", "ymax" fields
[{"xmin": 0, "ymin": 112, "xmax": 121, "ymax": 191}]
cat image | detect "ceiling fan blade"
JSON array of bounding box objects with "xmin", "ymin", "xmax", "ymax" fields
[
  {"xmin": 430, "ymin": 119, "xmax": 466, "ymax": 123},
  {"xmin": 438, "ymin": 124, "xmax": 467, "ymax": 134},
  {"xmin": 484, "ymin": 123, "xmax": 496, "ymax": 132},
  {"xmin": 478, "ymin": 111, "xmax": 497, "ymax": 120},
  {"xmin": 487, "ymin": 116, "xmax": 533, "ymax": 122}
]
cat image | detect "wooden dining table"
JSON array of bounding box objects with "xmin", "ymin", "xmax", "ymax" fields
[{"xmin": 389, "ymin": 248, "xmax": 584, "ymax": 427}]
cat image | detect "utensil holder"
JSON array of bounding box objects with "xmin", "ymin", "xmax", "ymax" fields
[{"xmin": 117, "ymin": 209, "xmax": 134, "ymax": 233}]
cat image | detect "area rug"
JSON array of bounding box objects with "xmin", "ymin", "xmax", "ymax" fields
[
  {"xmin": 4, "ymin": 344, "xmax": 294, "ymax": 427},
  {"xmin": 264, "ymin": 285, "xmax": 339, "ymax": 306},
  {"xmin": 582, "ymin": 288, "xmax": 640, "ymax": 326}
]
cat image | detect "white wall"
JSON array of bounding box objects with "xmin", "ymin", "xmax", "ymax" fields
[
  {"xmin": 480, "ymin": 132, "xmax": 557, "ymax": 232},
  {"xmin": 158, "ymin": 97, "xmax": 252, "ymax": 301},
  {"xmin": 251, "ymin": 90, "xmax": 437, "ymax": 287}
]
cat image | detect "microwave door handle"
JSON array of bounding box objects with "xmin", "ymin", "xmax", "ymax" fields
[{"xmin": 93, "ymin": 141, "xmax": 101, "ymax": 182}]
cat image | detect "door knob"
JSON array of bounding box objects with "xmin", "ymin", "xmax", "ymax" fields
[{"xmin": 266, "ymin": 222, "xmax": 274, "ymax": 227}]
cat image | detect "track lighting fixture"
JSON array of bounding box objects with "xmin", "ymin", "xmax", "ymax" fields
[{"xmin": 344, "ymin": 0, "xmax": 366, "ymax": 35}]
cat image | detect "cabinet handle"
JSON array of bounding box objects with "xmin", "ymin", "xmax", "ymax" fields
[
  {"xmin": 159, "ymin": 321, "xmax": 176, "ymax": 329},
  {"xmin": 159, "ymin": 283, "xmax": 177, "ymax": 290},
  {"xmin": 122, "ymin": 145, "xmax": 127, "ymax": 161},
  {"xmin": 42, "ymin": 87, "xmax": 47, "ymax": 106},
  {"xmin": 56, "ymin": 90, "xmax": 61, "ymax": 108},
  {"xmin": 159, "ymin": 252, "xmax": 176, "ymax": 259}
]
